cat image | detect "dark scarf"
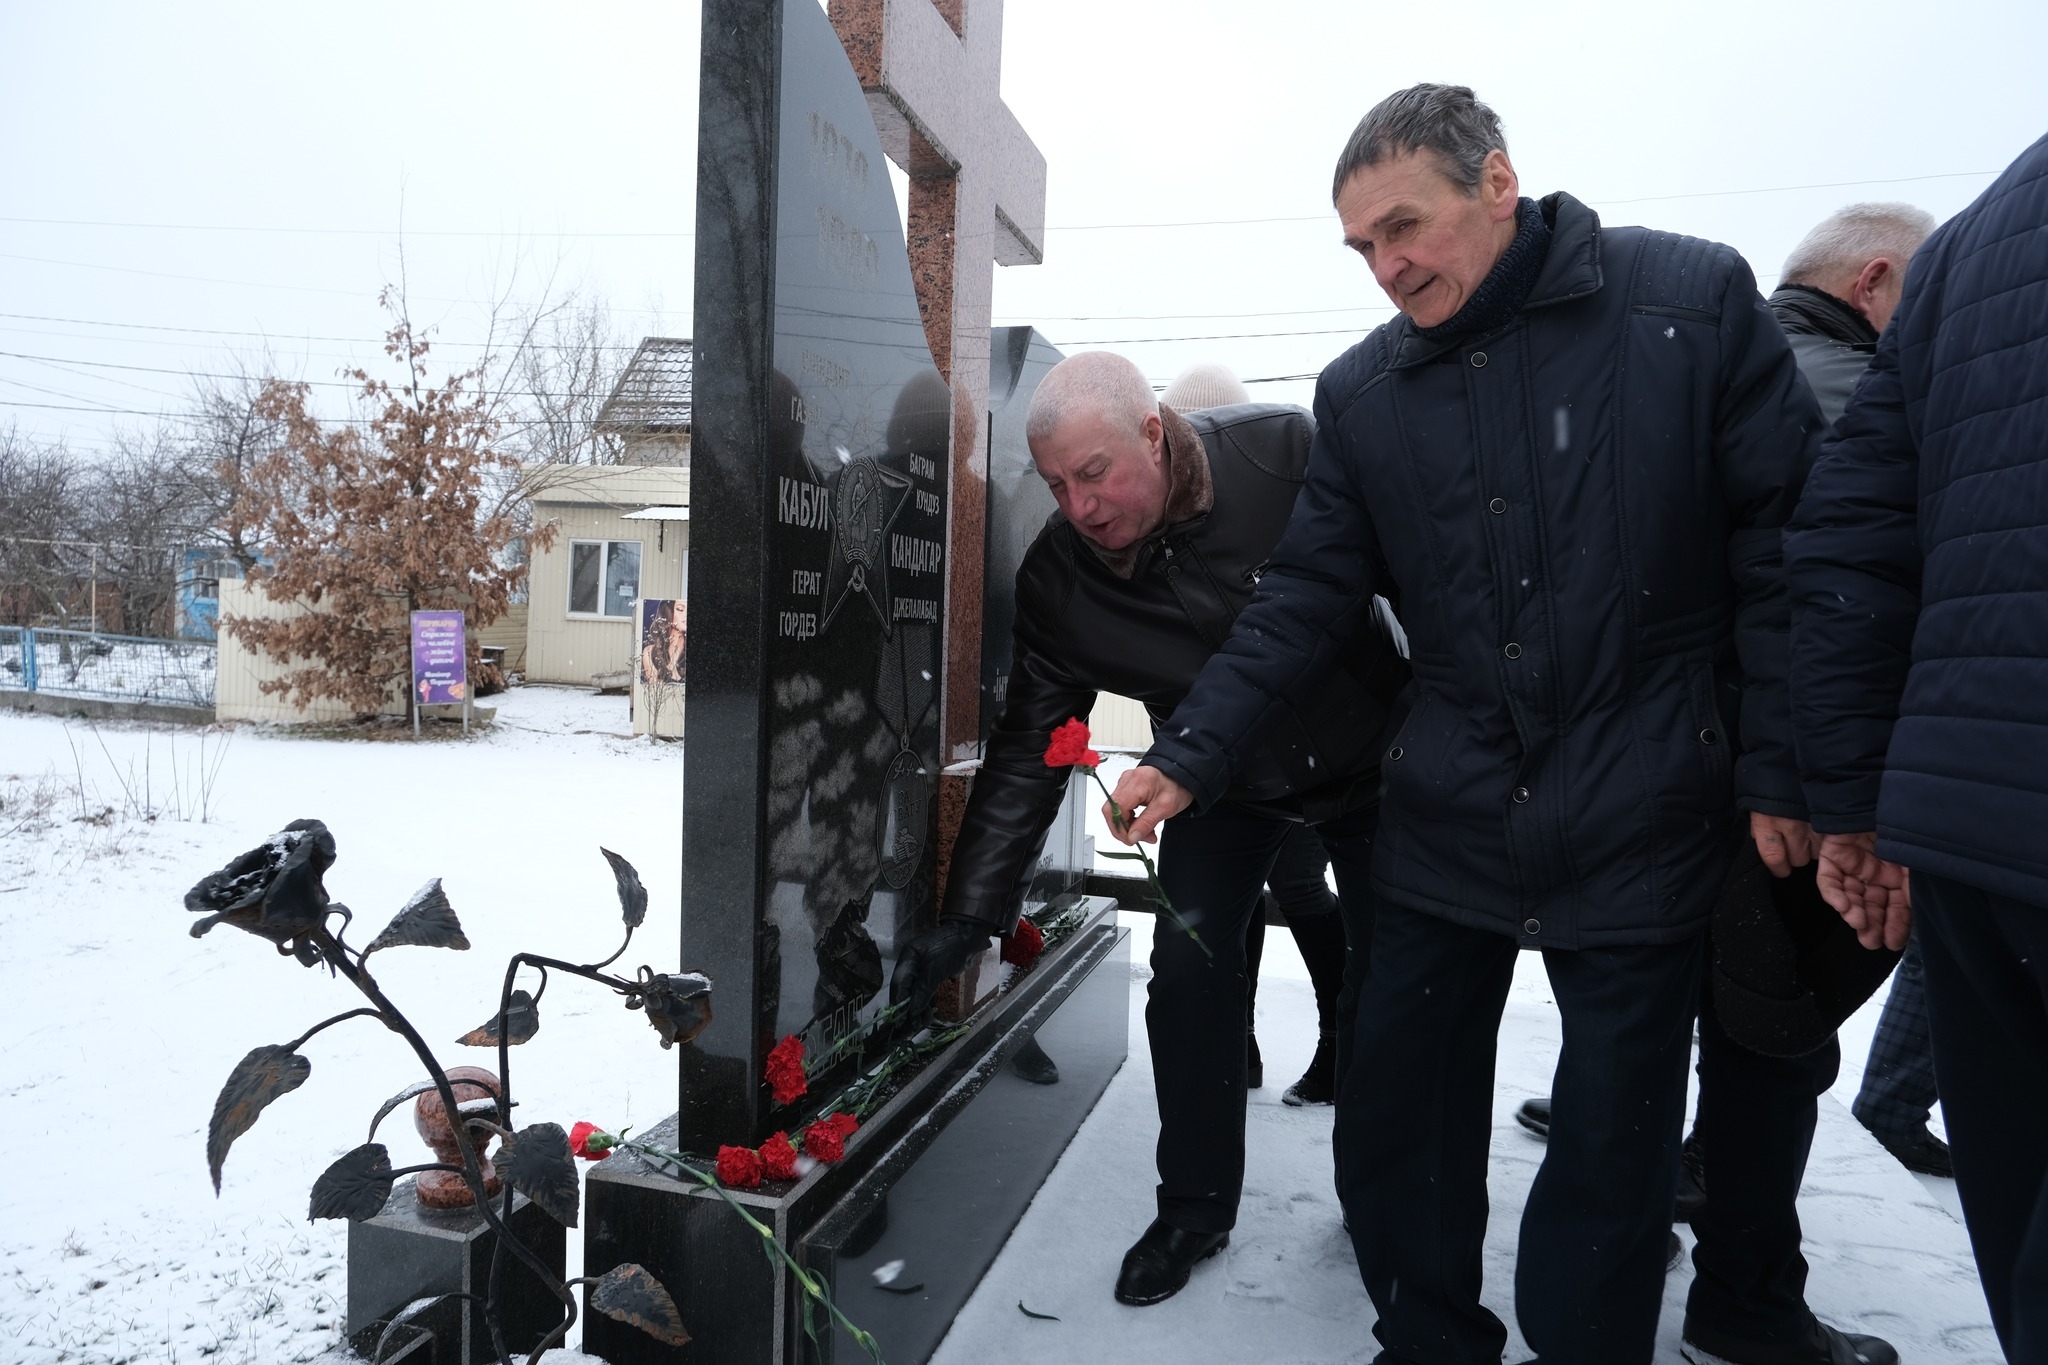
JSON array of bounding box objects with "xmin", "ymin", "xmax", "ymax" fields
[
  {"xmin": 1416, "ymin": 196, "xmax": 1553, "ymax": 341},
  {"xmin": 1769, "ymin": 282, "xmax": 1879, "ymax": 351}
]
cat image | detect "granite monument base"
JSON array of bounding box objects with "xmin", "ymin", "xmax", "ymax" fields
[
  {"xmin": 583, "ymin": 900, "xmax": 1129, "ymax": 1365},
  {"xmin": 345, "ymin": 1182, "xmax": 566, "ymax": 1365}
]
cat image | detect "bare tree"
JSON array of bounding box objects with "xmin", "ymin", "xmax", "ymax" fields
[
  {"xmin": 0, "ymin": 426, "xmax": 83, "ymax": 625},
  {"xmin": 495, "ymin": 293, "xmax": 635, "ymax": 466}
]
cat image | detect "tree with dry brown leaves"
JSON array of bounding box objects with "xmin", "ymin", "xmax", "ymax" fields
[{"xmin": 227, "ymin": 292, "xmax": 550, "ymax": 718}]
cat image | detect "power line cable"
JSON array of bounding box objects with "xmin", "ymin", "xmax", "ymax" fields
[{"xmin": 0, "ymin": 169, "xmax": 1996, "ymax": 237}]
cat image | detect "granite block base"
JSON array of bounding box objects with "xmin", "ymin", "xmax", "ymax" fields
[{"xmin": 345, "ymin": 1182, "xmax": 566, "ymax": 1365}]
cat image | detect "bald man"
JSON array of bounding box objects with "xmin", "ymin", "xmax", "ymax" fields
[{"xmin": 890, "ymin": 351, "xmax": 1411, "ymax": 1305}]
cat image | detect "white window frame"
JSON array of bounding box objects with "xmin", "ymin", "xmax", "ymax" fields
[{"xmin": 565, "ymin": 538, "xmax": 645, "ymax": 620}]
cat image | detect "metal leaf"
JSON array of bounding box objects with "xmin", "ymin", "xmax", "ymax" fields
[
  {"xmin": 309, "ymin": 1142, "xmax": 395, "ymax": 1222},
  {"xmin": 600, "ymin": 847, "xmax": 648, "ymax": 928},
  {"xmin": 499, "ymin": 1122, "xmax": 579, "ymax": 1227},
  {"xmin": 589, "ymin": 1262, "xmax": 690, "ymax": 1345},
  {"xmin": 207, "ymin": 1044, "xmax": 311, "ymax": 1193},
  {"xmin": 365, "ymin": 1080, "xmax": 439, "ymax": 1143},
  {"xmin": 454, "ymin": 990, "xmax": 538, "ymax": 1047},
  {"xmin": 363, "ymin": 879, "xmax": 470, "ymax": 957}
]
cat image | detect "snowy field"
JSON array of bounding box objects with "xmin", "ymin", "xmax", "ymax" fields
[{"xmin": 0, "ymin": 690, "xmax": 1997, "ymax": 1364}]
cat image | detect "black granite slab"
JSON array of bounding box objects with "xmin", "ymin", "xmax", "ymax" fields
[
  {"xmin": 979, "ymin": 326, "xmax": 1065, "ymax": 746},
  {"xmin": 583, "ymin": 901, "xmax": 1129, "ymax": 1365},
  {"xmin": 682, "ymin": 0, "xmax": 955, "ymax": 1155}
]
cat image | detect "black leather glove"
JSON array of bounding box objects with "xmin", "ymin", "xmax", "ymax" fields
[{"xmin": 889, "ymin": 919, "xmax": 997, "ymax": 1014}]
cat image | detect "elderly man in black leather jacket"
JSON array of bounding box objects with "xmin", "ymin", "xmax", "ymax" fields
[{"xmin": 890, "ymin": 349, "xmax": 1410, "ymax": 1307}]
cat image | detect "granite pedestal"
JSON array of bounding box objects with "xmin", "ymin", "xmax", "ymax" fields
[{"xmin": 345, "ymin": 1182, "xmax": 565, "ymax": 1365}]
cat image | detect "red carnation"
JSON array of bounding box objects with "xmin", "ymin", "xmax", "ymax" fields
[
  {"xmin": 759, "ymin": 1130, "xmax": 799, "ymax": 1181},
  {"xmin": 1001, "ymin": 917, "xmax": 1045, "ymax": 970},
  {"xmin": 1043, "ymin": 718, "xmax": 1102, "ymax": 770},
  {"xmin": 802, "ymin": 1112, "xmax": 859, "ymax": 1164},
  {"xmin": 765, "ymin": 1034, "xmax": 808, "ymax": 1106},
  {"xmin": 715, "ymin": 1143, "xmax": 764, "ymax": 1189},
  {"xmin": 568, "ymin": 1120, "xmax": 615, "ymax": 1161}
]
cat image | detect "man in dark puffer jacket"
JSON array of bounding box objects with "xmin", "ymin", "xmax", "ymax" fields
[
  {"xmin": 1786, "ymin": 130, "xmax": 2048, "ymax": 1363},
  {"xmin": 1109, "ymin": 85, "xmax": 1885, "ymax": 1365}
]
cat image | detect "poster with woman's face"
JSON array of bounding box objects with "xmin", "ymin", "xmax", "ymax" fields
[{"xmin": 639, "ymin": 599, "xmax": 687, "ymax": 687}]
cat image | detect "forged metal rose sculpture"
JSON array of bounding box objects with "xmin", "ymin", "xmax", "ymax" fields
[
  {"xmin": 184, "ymin": 818, "xmax": 339, "ymax": 965},
  {"xmin": 185, "ymin": 827, "xmax": 719, "ymax": 1365}
]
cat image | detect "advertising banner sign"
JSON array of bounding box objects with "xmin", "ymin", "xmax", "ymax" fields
[{"xmin": 409, "ymin": 610, "xmax": 468, "ymax": 707}]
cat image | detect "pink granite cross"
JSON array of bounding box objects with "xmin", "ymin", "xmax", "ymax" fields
[{"xmin": 831, "ymin": 0, "xmax": 1047, "ymax": 761}]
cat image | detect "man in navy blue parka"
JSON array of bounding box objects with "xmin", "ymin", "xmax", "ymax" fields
[
  {"xmin": 1785, "ymin": 130, "xmax": 2048, "ymax": 1361},
  {"xmin": 1106, "ymin": 83, "xmax": 1879, "ymax": 1364}
]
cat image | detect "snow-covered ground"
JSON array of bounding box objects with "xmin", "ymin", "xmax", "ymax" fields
[
  {"xmin": 0, "ymin": 686, "xmax": 678, "ymax": 1364},
  {"xmin": 0, "ymin": 692, "xmax": 1996, "ymax": 1364}
]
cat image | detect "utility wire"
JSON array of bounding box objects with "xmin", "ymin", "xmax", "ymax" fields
[{"xmin": 0, "ymin": 169, "xmax": 1997, "ymax": 237}]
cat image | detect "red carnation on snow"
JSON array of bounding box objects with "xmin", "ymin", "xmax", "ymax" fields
[
  {"xmin": 1001, "ymin": 917, "xmax": 1045, "ymax": 970},
  {"xmin": 759, "ymin": 1130, "xmax": 800, "ymax": 1181},
  {"xmin": 715, "ymin": 1143, "xmax": 764, "ymax": 1189},
  {"xmin": 568, "ymin": 1121, "xmax": 615, "ymax": 1161},
  {"xmin": 801, "ymin": 1112, "xmax": 859, "ymax": 1164},
  {"xmin": 765, "ymin": 1033, "xmax": 808, "ymax": 1106},
  {"xmin": 1043, "ymin": 718, "xmax": 1101, "ymax": 770}
]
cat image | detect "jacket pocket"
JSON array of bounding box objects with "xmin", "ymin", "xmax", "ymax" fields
[{"xmin": 1685, "ymin": 657, "xmax": 1733, "ymax": 791}]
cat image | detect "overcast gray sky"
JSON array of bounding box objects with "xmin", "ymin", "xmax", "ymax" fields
[{"xmin": 4, "ymin": 0, "xmax": 2045, "ymax": 458}]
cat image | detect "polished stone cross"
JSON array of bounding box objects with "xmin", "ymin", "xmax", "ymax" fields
[{"xmin": 831, "ymin": 0, "xmax": 1047, "ymax": 760}]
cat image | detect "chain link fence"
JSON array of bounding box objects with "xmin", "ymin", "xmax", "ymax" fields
[{"xmin": 1, "ymin": 625, "xmax": 215, "ymax": 708}]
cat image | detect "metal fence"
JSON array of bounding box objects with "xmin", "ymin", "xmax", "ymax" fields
[{"xmin": 0, "ymin": 625, "xmax": 216, "ymax": 708}]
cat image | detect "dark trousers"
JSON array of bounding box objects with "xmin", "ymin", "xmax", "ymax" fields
[
  {"xmin": 1912, "ymin": 869, "xmax": 2048, "ymax": 1360},
  {"xmin": 1150, "ymin": 799, "xmax": 1378, "ymax": 1233},
  {"xmin": 1851, "ymin": 936, "xmax": 1940, "ymax": 1143},
  {"xmin": 1244, "ymin": 823, "xmax": 1348, "ymax": 1034},
  {"xmin": 1338, "ymin": 899, "xmax": 1700, "ymax": 1364},
  {"xmin": 1684, "ymin": 972, "xmax": 1840, "ymax": 1361}
]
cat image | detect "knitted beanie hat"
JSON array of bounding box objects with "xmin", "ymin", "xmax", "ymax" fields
[
  {"xmin": 1708, "ymin": 842, "xmax": 1901, "ymax": 1058},
  {"xmin": 1160, "ymin": 362, "xmax": 1251, "ymax": 413}
]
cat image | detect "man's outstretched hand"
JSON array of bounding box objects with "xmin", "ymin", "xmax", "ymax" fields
[
  {"xmin": 1815, "ymin": 831, "xmax": 1912, "ymax": 952},
  {"xmin": 1104, "ymin": 765, "xmax": 1192, "ymax": 845},
  {"xmin": 888, "ymin": 919, "xmax": 996, "ymax": 1015},
  {"xmin": 1749, "ymin": 811, "xmax": 1818, "ymax": 877}
]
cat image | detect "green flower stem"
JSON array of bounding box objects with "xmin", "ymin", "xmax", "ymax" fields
[
  {"xmin": 805, "ymin": 1000, "xmax": 910, "ymax": 1079},
  {"xmin": 1085, "ymin": 767, "xmax": 1213, "ymax": 959},
  {"xmin": 621, "ymin": 1140, "xmax": 885, "ymax": 1364}
]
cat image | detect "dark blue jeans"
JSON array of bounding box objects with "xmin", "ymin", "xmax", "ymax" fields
[
  {"xmin": 1913, "ymin": 869, "xmax": 2048, "ymax": 1361},
  {"xmin": 1339, "ymin": 899, "xmax": 1700, "ymax": 1364},
  {"xmin": 1149, "ymin": 799, "xmax": 1378, "ymax": 1233}
]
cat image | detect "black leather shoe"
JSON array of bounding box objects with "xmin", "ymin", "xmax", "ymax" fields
[
  {"xmin": 1113, "ymin": 1219, "xmax": 1229, "ymax": 1306},
  {"xmin": 1246, "ymin": 1031, "xmax": 1263, "ymax": 1090},
  {"xmin": 1514, "ymin": 1096, "xmax": 1551, "ymax": 1138},
  {"xmin": 1010, "ymin": 1035, "xmax": 1060, "ymax": 1085},
  {"xmin": 1859, "ymin": 1117, "xmax": 1954, "ymax": 1177},
  {"xmin": 1281, "ymin": 1029, "xmax": 1337, "ymax": 1106},
  {"xmin": 1666, "ymin": 1230, "xmax": 1684, "ymax": 1272},
  {"xmin": 1682, "ymin": 1322, "xmax": 1899, "ymax": 1365}
]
